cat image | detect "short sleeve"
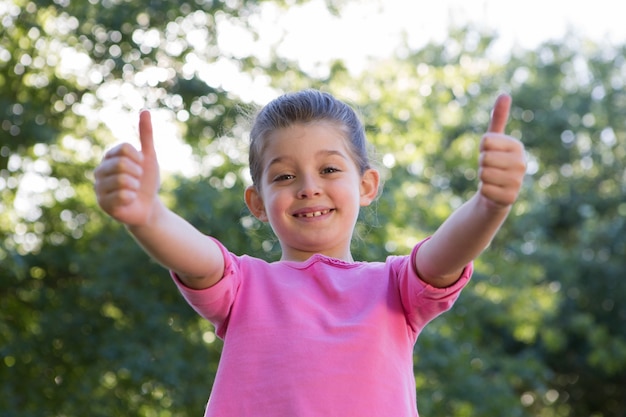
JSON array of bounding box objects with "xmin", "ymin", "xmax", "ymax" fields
[
  {"xmin": 394, "ymin": 239, "xmax": 472, "ymax": 334},
  {"xmin": 170, "ymin": 238, "xmax": 240, "ymax": 339}
]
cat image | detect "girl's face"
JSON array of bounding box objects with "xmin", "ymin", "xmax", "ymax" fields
[{"xmin": 245, "ymin": 122, "xmax": 379, "ymax": 262}]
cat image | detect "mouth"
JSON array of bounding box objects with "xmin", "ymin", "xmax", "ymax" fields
[{"xmin": 293, "ymin": 209, "xmax": 333, "ymax": 218}]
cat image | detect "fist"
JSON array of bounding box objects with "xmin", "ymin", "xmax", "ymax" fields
[
  {"xmin": 94, "ymin": 110, "xmax": 161, "ymax": 225},
  {"xmin": 478, "ymin": 94, "xmax": 526, "ymax": 207}
]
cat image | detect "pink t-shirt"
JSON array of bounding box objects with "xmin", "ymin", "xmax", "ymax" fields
[{"xmin": 172, "ymin": 238, "xmax": 471, "ymax": 417}]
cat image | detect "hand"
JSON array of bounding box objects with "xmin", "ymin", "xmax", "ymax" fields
[
  {"xmin": 94, "ymin": 110, "xmax": 161, "ymax": 226},
  {"xmin": 478, "ymin": 94, "xmax": 526, "ymax": 208}
]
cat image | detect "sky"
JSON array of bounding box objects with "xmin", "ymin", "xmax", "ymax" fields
[{"xmin": 254, "ymin": 0, "xmax": 626, "ymax": 75}]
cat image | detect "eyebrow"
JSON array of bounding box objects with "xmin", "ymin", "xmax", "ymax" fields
[{"xmin": 266, "ymin": 150, "xmax": 349, "ymax": 168}]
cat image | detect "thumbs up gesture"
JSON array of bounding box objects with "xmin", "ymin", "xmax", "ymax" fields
[
  {"xmin": 94, "ymin": 110, "xmax": 162, "ymax": 226},
  {"xmin": 478, "ymin": 94, "xmax": 526, "ymax": 208}
]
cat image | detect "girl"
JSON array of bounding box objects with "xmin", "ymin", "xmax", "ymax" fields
[{"xmin": 94, "ymin": 89, "xmax": 526, "ymax": 416}]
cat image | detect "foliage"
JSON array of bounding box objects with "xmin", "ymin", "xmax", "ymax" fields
[{"xmin": 1, "ymin": 0, "xmax": 625, "ymax": 416}]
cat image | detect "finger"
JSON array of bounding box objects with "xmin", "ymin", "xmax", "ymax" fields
[
  {"xmin": 94, "ymin": 171, "xmax": 141, "ymax": 206},
  {"xmin": 97, "ymin": 188, "xmax": 139, "ymax": 212},
  {"xmin": 479, "ymin": 183, "xmax": 520, "ymax": 207},
  {"xmin": 98, "ymin": 171, "xmax": 142, "ymax": 193},
  {"xmin": 95, "ymin": 176, "xmax": 139, "ymax": 211},
  {"xmin": 96, "ymin": 153, "xmax": 143, "ymax": 178},
  {"xmin": 480, "ymin": 133, "xmax": 522, "ymax": 152},
  {"xmin": 487, "ymin": 93, "xmax": 512, "ymax": 134},
  {"xmin": 479, "ymin": 166, "xmax": 518, "ymax": 187},
  {"xmin": 139, "ymin": 110, "xmax": 156, "ymax": 157},
  {"xmin": 103, "ymin": 142, "xmax": 135, "ymax": 159},
  {"xmin": 480, "ymin": 151, "xmax": 519, "ymax": 170}
]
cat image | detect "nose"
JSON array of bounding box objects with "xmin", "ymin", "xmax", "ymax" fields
[{"xmin": 297, "ymin": 174, "xmax": 322, "ymax": 199}]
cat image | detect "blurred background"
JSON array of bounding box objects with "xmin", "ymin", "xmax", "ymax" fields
[{"xmin": 1, "ymin": 0, "xmax": 625, "ymax": 416}]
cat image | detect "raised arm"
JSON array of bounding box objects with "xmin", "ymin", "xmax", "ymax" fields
[
  {"xmin": 414, "ymin": 94, "xmax": 526, "ymax": 288},
  {"xmin": 94, "ymin": 110, "xmax": 224, "ymax": 289}
]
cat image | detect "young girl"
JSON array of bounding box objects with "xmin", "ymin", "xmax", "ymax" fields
[{"xmin": 94, "ymin": 89, "xmax": 525, "ymax": 416}]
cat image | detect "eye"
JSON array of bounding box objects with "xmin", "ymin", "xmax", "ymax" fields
[
  {"xmin": 273, "ymin": 174, "xmax": 295, "ymax": 182},
  {"xmin": 321, "ymin": 166, "xmax": 341, "ymax": 175}
]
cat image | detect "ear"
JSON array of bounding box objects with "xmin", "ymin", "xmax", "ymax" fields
[
  {"xmin": 245, "ymin": 185, "xmax": 268, "ymax": 222},
  {"xmin": 359, "ymin": 168, "xmax": 380, "ymax": 207}
]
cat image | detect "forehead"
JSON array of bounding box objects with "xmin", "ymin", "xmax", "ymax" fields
[{"xmin": 263, "ymin": 121, "xmax": 353, "ymax": 160}]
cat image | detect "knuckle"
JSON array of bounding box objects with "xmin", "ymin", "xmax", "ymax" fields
[{"xmin": 115, "ymin": 174, "xmax": 136, "ymax": 189}]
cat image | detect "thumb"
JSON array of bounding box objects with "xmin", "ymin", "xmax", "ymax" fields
[
  {"xmin": 139, "ymin": 110, "xmax": 156, "ymax": 157},
  {"xmin": 487, "ymin": 93, "xmax": 512, "ymax": 134}
]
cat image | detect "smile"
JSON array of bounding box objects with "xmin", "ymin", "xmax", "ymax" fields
[{"xmin": 294, "ymin": 209, "xmax": 332, "ymax": 218}]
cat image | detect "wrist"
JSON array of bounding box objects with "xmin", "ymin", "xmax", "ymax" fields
[
  {"xmin": 475, "ymin": 192, "xmax": 513, "ymax": 215},
  {"xmin": 126, "ymin": 197, "xmax": 166, "ymax": 231}
]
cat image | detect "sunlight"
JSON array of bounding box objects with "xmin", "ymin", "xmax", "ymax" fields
[
  {"xmin": 13, "ymin": 0, "xmax": 626, "ymax": 213},
  {"xmin": 92, "ymin": 0, "xmax": 626, "ymax": 179}
]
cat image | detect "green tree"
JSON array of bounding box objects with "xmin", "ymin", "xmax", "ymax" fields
[
  {"xmin": 319, "ymin": 29, "xmax": 626, "ymax": 417},
  {"xmin": 0, "ymin": 0, "xmax": 302, "ymax": 415},
  {"xmin": 507, "ymin": 39, "xmax": 626, "ymax": 417},
  {"xmin": 2, "ymin": 0, "xmax": 625, "ymax": 415}
]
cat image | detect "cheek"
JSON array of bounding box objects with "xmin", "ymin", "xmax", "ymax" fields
[
  {"xmin": 336, "ymin": 177, "xmax": 362, "ymax": 200},
  {"xmin": 263, "ymin": 191, "xmax": 288, "ymax": 216}
]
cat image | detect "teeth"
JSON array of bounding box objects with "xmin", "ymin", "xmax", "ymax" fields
[{"xmin": 297, "ymin": 209, "xmax": 330, "ymax": 218}]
